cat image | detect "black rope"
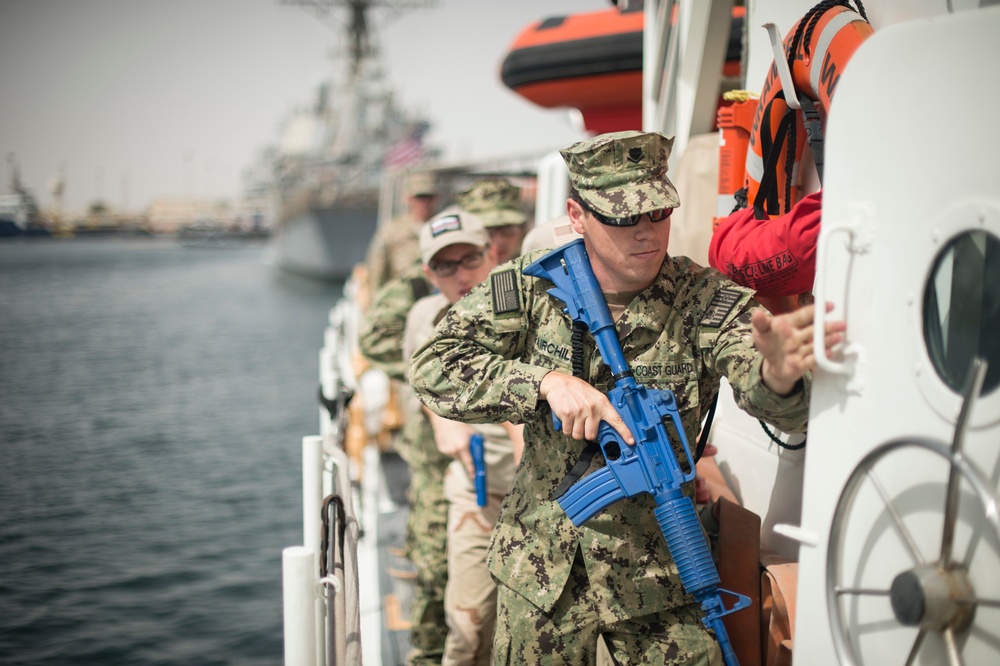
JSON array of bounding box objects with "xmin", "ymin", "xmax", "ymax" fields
[
  {"xmin": 318, "ymin": 385, "xmax": 354, "ymax": 421},
  {"xmin": 694, "ymin": 392, "xmax": 718, "ymax": 463},
  {"xmin": 783, "ymin": 111, "xmax": 797, "ymax": 215},
  {"xmin": 789, "ymin": 1, "xmax": 870, "ymax": 66},
  {"xmin": 320, "ymin": 494, "xmax": 347, "ymax": 579},
  {"xmin": 758, "ymin": 420, "xmax": 807, "ymax": 450}
]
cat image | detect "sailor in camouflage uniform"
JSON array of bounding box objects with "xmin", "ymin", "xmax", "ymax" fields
[
  {"xmin": 366, "ymin": 170, "xmax": 440, "ymax": 291},
  {"xmin": 396, "ymin": 207, "xmax": 499, "ymax": 665},
  {"xmin": 360, "ymin": 264, "xmax": 434, "ymax": 383},
  {"xmin": 399, "ymin": 407, "xmax": 451, "ymax": 666},
  {"xmin": 456, "ymin": 178, "xmax": 529, "ymax": 264},
  {"xmin": 410, "ymin": 130, "xmax": 845, "ymax": 665},
  {"xmin": 402, "ymin": 206, "xmax": 519, "ymax": 665}
]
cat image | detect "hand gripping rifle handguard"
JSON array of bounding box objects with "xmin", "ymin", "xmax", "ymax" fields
[
  {"xmin": 469, "ymin": 433, "xmax": 488, "ymax": 507},
  {"xmin": 523, "ymin": 239, "xmax": 750, "ymax": 666}
]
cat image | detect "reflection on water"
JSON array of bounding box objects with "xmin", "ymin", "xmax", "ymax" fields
[{"xmin": 0, "ymin": 238, "xmax": 342, "ymax": 665}]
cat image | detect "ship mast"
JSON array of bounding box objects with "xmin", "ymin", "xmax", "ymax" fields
[
  {"xmin": 279, "ymin": 0, "xmax": 434, "ymax": 78},
  {"xmin": 279, "ymin": 0, "xmax": 434, "ymax": 159}
]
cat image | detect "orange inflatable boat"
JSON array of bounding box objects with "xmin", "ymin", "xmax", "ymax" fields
[{"xmin": 501, "ymin": 6, "xmax": 745, "ymax": 134}]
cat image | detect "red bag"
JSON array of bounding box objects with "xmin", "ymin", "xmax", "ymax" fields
[{"xmin": 709, "ymin": 190, "xmax": 822, "ymax": 297}]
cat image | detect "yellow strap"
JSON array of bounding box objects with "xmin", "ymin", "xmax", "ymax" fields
[{"xmin": 722, "ymin": 89, "xmax": 760, "ymax": 103}]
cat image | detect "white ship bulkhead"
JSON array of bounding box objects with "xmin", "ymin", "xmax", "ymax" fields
[{"xmin": 790, "ymin": 6, "xmax": 1000, "ymax": 664}]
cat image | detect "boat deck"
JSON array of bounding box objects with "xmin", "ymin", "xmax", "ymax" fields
[{"xmin": 358, "ymin": 446, "xmax": 413, "ymax": 666}]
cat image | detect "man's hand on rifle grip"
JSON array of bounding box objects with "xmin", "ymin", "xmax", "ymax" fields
[{"xmin": 539, "ymin": 371, "xmax": 634, "ymax": 445}]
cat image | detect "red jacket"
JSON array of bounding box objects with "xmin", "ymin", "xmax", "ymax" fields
[{"xmin": 709, "ymin": 190, "xmax": 822, "ymax": 297}]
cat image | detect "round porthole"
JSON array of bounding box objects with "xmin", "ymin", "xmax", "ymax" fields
[{"xmin": 922, "ymin": 229, "xmax": 1000, "ymax": 395}]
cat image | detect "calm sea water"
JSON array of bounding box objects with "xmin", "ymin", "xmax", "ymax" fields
[{"xmin": 0, "ymin": 238, "xmax": 343, "ymax": 665}]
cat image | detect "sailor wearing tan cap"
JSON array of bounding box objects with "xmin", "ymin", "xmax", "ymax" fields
[
  {"xmin": 402, "ymin": 207, "xmax": 522, "ymax": 666},
  {"xmin": 366, "ymin": 170, "xmax": 440, "ymax": 291}
]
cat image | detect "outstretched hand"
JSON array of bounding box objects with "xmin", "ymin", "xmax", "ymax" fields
[{"xmin": 752, "ymin": 302, "xmax": 847, "ymax": 395}]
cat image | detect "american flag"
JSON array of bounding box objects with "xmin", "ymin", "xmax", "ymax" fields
[{"xmin": 383, "ymin": 124, "xmax": 428, "ymax": 169}]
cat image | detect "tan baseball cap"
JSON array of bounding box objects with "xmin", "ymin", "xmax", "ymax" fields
[
  {"xmin": 560, "ymin": 130, "xmax": 680, "ymax": 220},
  {"xmin": 407, "ymin": 171, "xmax": 438, "ymax": 198},
  {"xmin": 456, "ymin": 178, "xmax": 527, "ymax": 228},
  {"xmin": 419, "ymin": 206, "xmax": 490, "ymax": 266}
]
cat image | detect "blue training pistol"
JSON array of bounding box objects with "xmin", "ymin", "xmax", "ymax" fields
[
  {"xmin": 469, "ymin": 433, "xmax": 487, "ymax": 507},
  {"xmin": 523, "ymin": 238, "xmax": 750, "ymax": 666}
]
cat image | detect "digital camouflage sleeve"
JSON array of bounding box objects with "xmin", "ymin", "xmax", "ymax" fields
[{"xmin": 358, "ymin": 264, "xmax": 432, "ymax": 382}]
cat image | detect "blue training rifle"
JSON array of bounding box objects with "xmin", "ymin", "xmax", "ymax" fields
[
  {"xmin": 469, "ymin": 433, "xmax": 488, "ymax": 507},
  {"xmin": 523, "ymin": 238, "xmax": 750, "ymax": 666}
]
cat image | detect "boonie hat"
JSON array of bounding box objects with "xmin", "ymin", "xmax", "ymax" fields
[
  {"xmin": 456, "ymin": 178, "xmax": 527, "ymax": 228},
  {"xmin": 407, "ymin": 171, "xmax": 438, "ymax": 198},
  {"xmin": 560, "ymin": 130, "xmax": 680, "ymax": 221},
  {"xmin": 419, "ymin": 206, "xmax": 490, "ymax": 266}
]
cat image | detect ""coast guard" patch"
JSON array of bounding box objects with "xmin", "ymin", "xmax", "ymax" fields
[
  {"xmin": 491, "ymin": 269, "xmax": 520, "ymax": 315},
  {"xmin": 700, "ymin": 288, "xmax": 742, "ymax": 327}
]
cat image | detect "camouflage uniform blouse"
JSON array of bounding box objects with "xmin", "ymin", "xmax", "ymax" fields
[
  {"xmin": 409, "ymin": 251, "xmax": 810, "ymax": 623},
  {"xmin": 365, "ymin": 214, "xmax": 423, "ymax": 292},
  {"xmin": 359, "ymin": 264, "xmax": 433, "ymax": 382}
]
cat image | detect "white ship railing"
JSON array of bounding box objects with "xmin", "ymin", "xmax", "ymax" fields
[
  {"xmin": 283, "ymin": 434, "xmax": 365, "ymax": 666},
  {"xmin": 284, "ymin": 276, "xmax": 380, "ymax": 666}
]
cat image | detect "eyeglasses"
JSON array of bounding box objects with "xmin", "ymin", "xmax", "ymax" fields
[
  {"xmin": 579, "ymin": 199, "xmax": 673, "ymax": 227},
  {"xmin": 428, "ymin": 249, "xmax": 487, "ymax": 277}
]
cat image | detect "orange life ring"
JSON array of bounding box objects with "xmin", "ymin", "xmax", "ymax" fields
[{"xmin": 745, "ymin": 2, "xmax": 873, "ymax": 218}]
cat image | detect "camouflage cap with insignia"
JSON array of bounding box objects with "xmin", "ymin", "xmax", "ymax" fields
[
  {"xmin": 560, "ymin": 130, "xmax": 680, "ymax": 219},
  {"xmin": 419, "ymin": 206, "xmax": 490, "ymax": 266},
  {"xmin": 455, "ymin": 178, "xmax": 527, "ymax": 228}
]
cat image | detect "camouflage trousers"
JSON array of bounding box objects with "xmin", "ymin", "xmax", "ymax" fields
[
  {"xmin": 404, "ymin": 434, "xmax": 452, "ymax": 665},
  {"xmin": 492, "ymin": 550, "xmax": 723, "ymax": 665},
  {"xmin": 442, "ymin": 466, "xmax": 503, "ymax": 666}
]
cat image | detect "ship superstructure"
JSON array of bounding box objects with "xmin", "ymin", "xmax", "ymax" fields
[{"xmin": 271, "ymin": 0, "xmax": 435, "ymax": 280}]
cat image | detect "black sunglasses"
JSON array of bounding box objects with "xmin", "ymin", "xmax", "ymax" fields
[{"xmin": 578, "ymin": 199, "xmax": 672, "ymax": 227}]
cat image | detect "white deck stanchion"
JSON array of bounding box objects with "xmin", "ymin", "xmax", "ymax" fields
[
  {"xmin": 282, "ymin": 546, "xmax": 318, "ymax": 666},
  {"xmin": 301, "ymin": 435, "xmax": 326, "ymax": 666},
  {"xmin": 302, "ymin": 435, "xmax": 324, "ymax": 559},
  {"xmin": 319, "ymin": 346, "xmax": 335, "ymax": 437}
]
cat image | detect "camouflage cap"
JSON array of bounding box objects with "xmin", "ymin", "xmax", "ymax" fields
[
  {"xmin": 419, "ymin": 206, "xmax": 490, "ymax": 266},
  {"xmin": 560, "ymin": 130, "xmax": 680, "ymax": 219},
  {"xmin": 456, "ymin": 178, "xmax": 528, "ymax": 228},
  {"xmin": 407, "ymin": 171, "xmax": 438, "ymax": 198}
]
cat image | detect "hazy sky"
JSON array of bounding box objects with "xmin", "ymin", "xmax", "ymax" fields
[{"xmin": 0, "ymin": 0, "xmax": 610, "ymax": 213}]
